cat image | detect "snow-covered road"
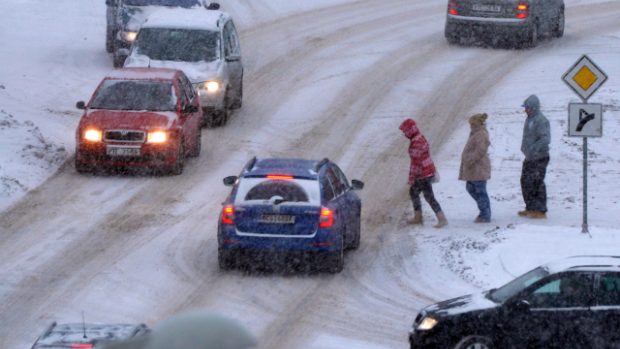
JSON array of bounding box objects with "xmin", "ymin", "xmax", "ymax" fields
[{"xmin": 1, "ymin": 0, "xmax": 619, "ymax": 348}]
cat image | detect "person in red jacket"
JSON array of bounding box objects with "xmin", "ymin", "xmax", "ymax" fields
[{"xmin": 399, "ymin": 118, "xmax": 448, "ymax": 228}]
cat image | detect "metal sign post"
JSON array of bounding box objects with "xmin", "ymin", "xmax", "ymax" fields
[{"xmin": 562, "ymin": 55, "xmax": 608, "ymax": 234}]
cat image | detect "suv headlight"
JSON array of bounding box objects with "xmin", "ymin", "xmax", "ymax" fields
[
  {"xmin": 121, "ymin": 31, "xmax": 137, "ymax": 42},
  {"xmin": 195, "ymin": 80, "xmax": 221, "ymax": 94},
  {"xmin": 416, "ymin": 316, "xmax": 438, "ymax": 331}
]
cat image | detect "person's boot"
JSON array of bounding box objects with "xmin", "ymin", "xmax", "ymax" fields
[
  {"xmin": 434, "ymin": 211, "xmax": 448, "ymax": 228},
  {"xmin": 518, "ymin": 210, "xmax": 531, "ymax": 217},
  {"xmin": 410, "ymin": 210, "xmax": 423, "ymax": 225},
  {"xmin": 527, "ymin": 211, "xmax": 547, "ymax": 219}
]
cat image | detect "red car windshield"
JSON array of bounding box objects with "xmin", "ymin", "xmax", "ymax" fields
[{"xmin": 90, "ymin": 80, "xmax": 176, "ymax": 111}]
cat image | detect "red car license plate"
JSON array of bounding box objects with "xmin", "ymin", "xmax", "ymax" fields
[
  {"xmin": 258, "ymin": 214, "xmax": 295, "ymax": 224},
  {"xmin": 106, "ymin": 146, "xmax": 141, "ymax": 157}
]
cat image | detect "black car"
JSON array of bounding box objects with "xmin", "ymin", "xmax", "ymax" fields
[
  {"xmin": 31, "ymin": 322, "xmax": 149, "ymax": 348},
  {"xmin": 409, "ymin": 256, "xmax": 620, "ymax": 348},
  {"xmin": 444, "ymin": 0, "xmax": 565, "ymax": 47}
]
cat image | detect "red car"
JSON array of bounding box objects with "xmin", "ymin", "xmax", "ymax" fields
[{"xmin": 75, "ymin": 68, "xmax": 202, "ymax": 175}]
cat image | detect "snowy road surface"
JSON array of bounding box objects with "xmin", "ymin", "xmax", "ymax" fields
[{"xmin": 1, "ymin": 0, "xmax": 619, "ymax": 348}]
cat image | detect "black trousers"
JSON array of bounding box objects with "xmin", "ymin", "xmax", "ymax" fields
[
  {"xmin": 521, "ymin": 157, "xmax": 549, "ymax": 212},
  {"xmin": 410, "ymin": 177, "xmax": 442, "ymax": 213}
]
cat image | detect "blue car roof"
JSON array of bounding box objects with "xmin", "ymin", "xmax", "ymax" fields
[{"xmin": 242, "ymin": 158, "xmax": 323, "ymax": 179}]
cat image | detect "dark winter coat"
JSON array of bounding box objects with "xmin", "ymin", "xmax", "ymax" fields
[
  {"xmin": 399, "ymin": 118, "xmax": 436, "ymax": 185},
  {"xmin": 459, "ymin": 115, "xmax": 491, "ymax": 181},
  {"xmin": 521, "ymin": 95, "xmax": 550, "ymax": 161}
]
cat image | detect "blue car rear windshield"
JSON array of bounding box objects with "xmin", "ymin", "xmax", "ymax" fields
[
  {"xmin": 245, "ymin": 181, "xmax": 309, "ymax": 203},
  {"xmin": 124, "ymin": 0, "xmax": 200, "ymax": 7}
]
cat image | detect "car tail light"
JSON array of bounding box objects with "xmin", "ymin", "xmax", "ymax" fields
[
  {"xmin": 516, "ymin": 2, "xmax": 529, "ymax": 19},
  {"xmin": 319, "ymin": 207, "xmax": 334, "ymax": 228},
  {"xmin": 70, "ymin": 345, "xmax": 93, "ymax": 349},
  {"xmin": 221, "ymin": 205, "xmax": 235, "ymax": 225},
  {"xmin": 266, "ymin": 174, "xmax": 293, "ymax": 180},
  {"xmin": 448, "ymin": 0, "xmax": 458, "ymax": 15}
]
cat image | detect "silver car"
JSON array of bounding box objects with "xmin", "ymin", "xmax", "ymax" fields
[
  {"xmin": 444, "ymin": 0, "xmax": 565, "ymax": 48},
  {"xmin": 31, "ymin": 322, "xmax": 149, "ymax": 348},
  {"xmin": 124, "ymin": 5, "xmax": 243, "ymax": 127}
]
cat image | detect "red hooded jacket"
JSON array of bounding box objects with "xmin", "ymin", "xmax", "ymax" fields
[{"xmin": 399, "ymin": 118, "xmax": 436, "ymax": 185}]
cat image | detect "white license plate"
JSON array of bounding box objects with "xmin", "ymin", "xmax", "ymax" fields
[
  {"xmin": 258, "ymin": 214, "xmax": 295, "ymax": 224},
  {"xmin": 106, "ymin": 146, "xmax": 141, "ymax": 157},
  {"xmin": 472, "ymin": 4, "xmax": 501, "ymax": 12}
]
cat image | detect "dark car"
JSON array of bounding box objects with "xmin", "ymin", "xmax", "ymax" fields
[
  {"xmin": 444, "ymin": 0, "xmax": 565, "ymax": 47},
  {"xmin": 75, "ymin": 68, "xmax": 203, "ymax": 175},
  {"xmin": 31, "ymin": 322, "xmax": 149, "ymax": 349},
  {"xmin": 409, "ymin": 256, "xmax": 620, "ymax": 349},
  {"xmin": 217, "ymin": 157, "xmax": 364, "ymax": 273},
  {"xmin": 105, "ymin": 0, "xmax": 206, "ymax": 67}
]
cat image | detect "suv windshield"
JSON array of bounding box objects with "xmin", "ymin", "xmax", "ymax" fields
[
  {"xmin": 90, "ymin": 80, "xmax": 176, "ymax": 111},
  {"xmin": 123, "ymin": 0, "xmax": 200, "ymax": 7},
  {"xmin": 489, "ymin": 267, "xmax": 550, "ymax": 303},
  {"xmin": 134, "ymin": 28, "xmax": 219, "ymax": 62}
]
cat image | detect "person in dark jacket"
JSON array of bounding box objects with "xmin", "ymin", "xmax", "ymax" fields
[
  {"xmin": 459, "ymin": 113, "xmax": 491, "ymax": 223},
  {"xmin": 519, "ymin": 94, "xmax": 550, "ymax": 219},
  {"xmin": 399, "ymin": 118, "xmax": 447, "ymax": 228}
]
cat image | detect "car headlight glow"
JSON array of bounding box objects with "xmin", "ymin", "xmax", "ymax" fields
[
  {"xmin": 147, "ymin": 131, "xmax": 167, "ymax": 144},
  {"xmin": 122, "ymin": 31, "xmax": 138, "ymax": 42},
  {"xmin": 203, "ymin": 81, "xmax": 220, "ymax": 93},
  {"xmin": 83, "ymin": 129, "xmax": 102, "ymax": 142},
  {"xmin": 416, "ymin": 316, "xmax": 438, "ymax": 331}
]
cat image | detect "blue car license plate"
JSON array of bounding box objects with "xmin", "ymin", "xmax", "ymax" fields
[{"xmin": 258, "ymin": 214, "xmax": 295, "ymax": 224}]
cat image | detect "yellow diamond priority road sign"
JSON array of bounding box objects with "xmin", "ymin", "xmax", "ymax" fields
[{"xmin": 562, "ymin": 55, "xmax": 608, "ymax": 101}]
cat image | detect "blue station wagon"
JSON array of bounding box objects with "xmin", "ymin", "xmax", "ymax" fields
[{"xmin": 217, "ymin": 157, "xmax": 364, "ymax": 273}]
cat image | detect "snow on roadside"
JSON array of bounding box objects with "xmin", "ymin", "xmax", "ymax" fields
[
  {"xmin": 0, "ymin": 109, "xmax": 67, "ymax": 206},
  {"xmin": 406, "ymin": 26, "xmax": 620, "ymax": 305}
]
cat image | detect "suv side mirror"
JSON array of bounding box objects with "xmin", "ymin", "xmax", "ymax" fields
[
  {"xmin": 206, "ymin": 2, "xmax": 220, "ymax": 10},
  {"xmin": 351, "ymin": 179, "xmax": 364, "ymax": 190},
  {"xmin": 223, "ymin": 175, "xmax": 238, "ymax": 186},
  {"xmin": 76, "ymin": 101, "xmax": 86, "ymax": 110}
]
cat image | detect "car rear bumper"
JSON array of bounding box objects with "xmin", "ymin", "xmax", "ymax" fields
[
  {"xmin": 445, "ymin": 14, "xmax": 531, "ymax": 38},
  {"xmin": 218, "ymin": 225, "xmax": 341, "ymax": 253}
]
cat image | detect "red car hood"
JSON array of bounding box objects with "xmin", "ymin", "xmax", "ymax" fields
[{"xmin": 81, "ymin": 110, "xmax": 178, "ymax": 130}]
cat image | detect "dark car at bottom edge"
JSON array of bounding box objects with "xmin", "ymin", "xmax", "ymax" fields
[
  {"xmin": 410, "ymin": 256, "xmax": 620, "ymax": 349},
  {"xmin": 217, "ymin": 157, "xmax": 364, "ymax": 273}
]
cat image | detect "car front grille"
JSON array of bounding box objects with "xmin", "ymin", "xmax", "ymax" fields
[{"xmin": 104, "ymin": 130, "xmax": 145, "ymax": 143}]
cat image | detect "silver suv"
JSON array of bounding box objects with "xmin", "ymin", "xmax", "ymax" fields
[
  {"xmin": 124, "ymin": 5, "xmax": 243, "ymax": 127},
  {"xmin": 444, "ymin": 0, "xmax": 565, "ymax": 47}
]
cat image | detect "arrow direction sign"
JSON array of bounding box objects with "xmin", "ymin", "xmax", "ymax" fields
[{"xmin": 568, "ymin": 103, "xmax": 603, "ymax": 137}]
